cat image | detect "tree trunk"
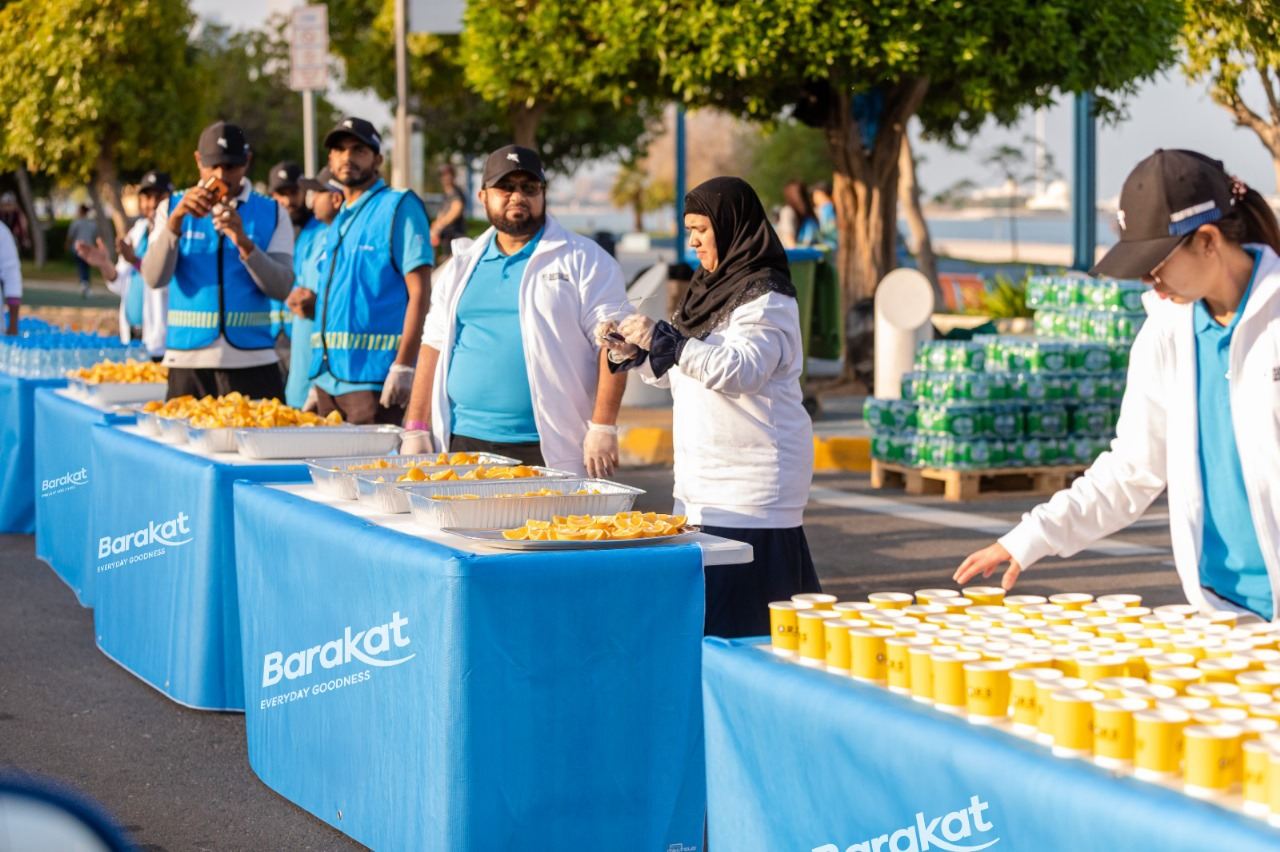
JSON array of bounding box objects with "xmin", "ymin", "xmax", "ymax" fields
[
  {"xmin": 91, "ymin": 146, "xmax": 126, "ymax": 251},
  {"xmin": 509, "ymin": 103, "xmax": 547, "ymax": 149},
  {"xmin": 897, "ymin": 133, "xmax": 938, "ymax": 298},
  {"xmin": 632, "ymin": 199, "xmax": 644, "ymax": 233},
  {"xmin": 824, "ymin": 77, "xmax": 930, "ymax": 309},
  {"xmin": 13, "ymin": 167, "xmax": 44, "ymax": 267}
]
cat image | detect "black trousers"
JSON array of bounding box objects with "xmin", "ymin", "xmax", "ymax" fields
[
  {"xmin": 700, "ymin": 525, "xmax": 822, "ymax": 639},
  {"xmin": 450, "ymin": 433, "xmax": 545, "ymax": 467},
  {"xmin": 166, "ymin": 363, "xmax": 285, "ymax": 401}
]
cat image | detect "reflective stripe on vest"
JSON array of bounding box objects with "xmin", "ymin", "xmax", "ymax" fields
[{"xmin": 310, "ymin": 331, "xmax": 404, "ymax": 352}]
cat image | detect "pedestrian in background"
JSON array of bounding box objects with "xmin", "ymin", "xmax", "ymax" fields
[
  {"xmin": 284, "ymin": 167, "xmax": 343, "ymax": 409},
  {"xmin": 66, "ymin": 204, "xmax": 98, "ymax": 297},
  {"xmin": 430, "ymin": 163, "xmax": 468, "ymax": 263}
]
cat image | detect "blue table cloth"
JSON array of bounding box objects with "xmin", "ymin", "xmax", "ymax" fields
[
  {"xmin": 89, "ymin": 425, "xmax": 310, "ymax": 711},
  {"xmin": 0, "ymin": 374, "xmax": 66, "ymax": 533},
  {"xmin": 702, "ymin": 637, "xmax": 1280, "ymax": 852},
  {"xmin": 34, "ymin": 389, "xmax": 135, "ymax": 606},
  {"xmin": 233, "ymin": 482, "xmax": 708, "ymax": 852}
]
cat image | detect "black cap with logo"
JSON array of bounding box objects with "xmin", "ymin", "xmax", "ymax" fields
[
  {"xmin": 197, "ymin": 121, "xmax": 251, "ymax": 167},
  {"xmin": 267, "ymin": 161, "xmax": 304, "ymax": 193},
  {"xmin": 481, "ymin": 145, "xmax": 546, "ymax": 188},
  {"xmin": 138, "ymin": 170, "xmax": 173, "ymax": 195},
  {"xmin": 1091, "ymin": 149, "xmax": 1236, "ymax": 280},
  {"xmin": 299, "ymin": 167, "xmax": 343, "ymax": 194},
  {"xmin": 323, "ymin": 117, "xmax": 383, "ymax": 154}
]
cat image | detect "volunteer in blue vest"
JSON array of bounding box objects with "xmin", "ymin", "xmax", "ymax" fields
[
  {"xmin": 309, "ymin": 117, "xmax": 433, "ymax": 424},
  {"xmin": 284, "ymin": 167, "xmax": 343, "ymax": 409},
  {"xmin": 267, "ymin": 160, "xmax": 312, "ymax": 357},
  {"xmin": 75, "ymin": 170, "xmax": 172, "ymax": 360},
  {"xmin": 956, "ymin": 149, "xmax": 1280, "ymax": 622},
  {"xmin": 141, "ymin": 121, "xmax": 295, "ymax": 400},
  {"xmin": 400, "ymin": 145, "xmax": 628, "ymax": 477}
]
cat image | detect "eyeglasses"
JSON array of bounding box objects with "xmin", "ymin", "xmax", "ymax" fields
[
  {"xmin": 1147, "ymin": 233, "xmax": 1192, "ymax": 283},
  {"xmin": 489, "ymin": 180, "xmax": 544, "ymax": 197}
]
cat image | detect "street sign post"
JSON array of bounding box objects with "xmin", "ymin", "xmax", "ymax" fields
[{"xmin": 290, "ymin": 5, "xmax": 330, "ymax": 176}]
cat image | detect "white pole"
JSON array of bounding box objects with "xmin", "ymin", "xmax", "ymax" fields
[
  {"xmin": 393, "ymin": 0, "xmax": 409, "ymax": 189},
  {"xmin": 302, "ymin": 89, "xmax": 316, "ymax": 176}
]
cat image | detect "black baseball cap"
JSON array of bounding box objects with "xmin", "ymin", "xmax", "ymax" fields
[
  {"xmin": 197, "ymin": 121, "xmax": 250, "ymax": 167},
  {"xmin": 299, "ymin": 167, "xmax": 343, "ymax": 194},
  {"xmin": 482, "ymin": 145, "xmax": 545, "ymax": 188},
  {"xmin": 324, "ymin": 117, "xmax": 382, "ymax": 154},
  {"xmin": 138, "ymin": 170, "xmax": 173, "ymax": 195},
  {"xmin": 1091, "ymin": 149, "xmax": 1236, "ymax": 280},
  {"xmin": 268, "ymin": 161, "xmax": 304, "ymax": 193}
]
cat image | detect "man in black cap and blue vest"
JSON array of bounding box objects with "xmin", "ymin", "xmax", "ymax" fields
[
  {"xmin": 141, "ymin": 120, "xmax": 295, "ymax": 400},
  {"xmin": 309, "ymin": 116, "xmax": 433, "ymax": 424}
]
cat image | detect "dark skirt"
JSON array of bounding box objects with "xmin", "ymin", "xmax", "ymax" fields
[{"xmin": 700, "ymin": 525, "xmax": 821, "ymax": 639}]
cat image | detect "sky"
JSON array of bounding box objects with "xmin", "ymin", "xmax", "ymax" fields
[{"xmin": 195, "ymin": 0, "xmax": 1280, "ymax": 203}]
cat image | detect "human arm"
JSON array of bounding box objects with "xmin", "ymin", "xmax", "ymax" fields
[
  {"xmin": 142, "ymin": 197, "xmax": 179, "ymax": 289},
  {"xmin": 217, "ymin": 201, "xmax": 295, "ymax": 300}
]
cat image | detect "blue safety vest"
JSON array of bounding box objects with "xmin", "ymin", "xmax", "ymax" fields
[
  {"xmin": 167, "ymin": 190, "xmax": 280, "ymax": 351},
  {"xmin": 310, "ymin": 184, "xmax": 419, "ymax": 382}
]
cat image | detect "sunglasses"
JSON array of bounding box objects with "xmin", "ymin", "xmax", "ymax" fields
[{"xmin": 489, "ymin": 180, "xmax": 545, "ymax": 197}]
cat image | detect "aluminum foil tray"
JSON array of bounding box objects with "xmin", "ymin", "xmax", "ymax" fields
[
  {"xmin": 305, "ymin": 452, "xmax": 522, "ymax": 500},
  {"xmin": 406, "ymin": 478, "xmax": 643, "ymax": 530},
  {"xmin": 354, "ymin": 465, "xmax": 573, "ymax": 514},
  {"xmin": 234, "ymin": 425, "xmax": 404, "ymax": 460}
]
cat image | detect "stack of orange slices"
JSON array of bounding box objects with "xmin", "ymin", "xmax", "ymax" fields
[
  {"xmin": 396, "ymin": 464, "xmax": 543, "ymax": 483},
  {"xmin": 501, "ymin": 511, "xmax": 688, "ymax": 542}
]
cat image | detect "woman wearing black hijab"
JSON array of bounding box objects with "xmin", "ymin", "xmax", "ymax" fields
[{"xmin": 600, "ymin": 176, "xmax": 822, "ymax": 638}]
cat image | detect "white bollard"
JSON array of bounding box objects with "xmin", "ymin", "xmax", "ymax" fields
[{"xmin": 873, "ymin": 268, "xmax": 935, "ymax": 400}]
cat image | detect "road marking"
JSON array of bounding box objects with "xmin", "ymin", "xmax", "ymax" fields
[{"xmin": 809, "ymin": 486, "xmax": 1165, "ymax": 557}]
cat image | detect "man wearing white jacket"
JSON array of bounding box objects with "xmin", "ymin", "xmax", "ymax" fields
[
  {"xmin": 957, "ymin": 149, "xmax": 1280, "ymax": 621},
  {"xmin": 401, "ymin": 145, "xmax": 627, "ymax": 477}
]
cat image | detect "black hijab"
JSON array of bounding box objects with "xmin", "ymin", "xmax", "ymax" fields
[{"xmin": 674, "ymin": 177, "xmax": 796, "ymax": 339}]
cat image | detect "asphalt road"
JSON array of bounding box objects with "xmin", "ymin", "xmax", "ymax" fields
[{"xmin": 0, "ymin": 466, "xmax": 1178, "ymax": 851}]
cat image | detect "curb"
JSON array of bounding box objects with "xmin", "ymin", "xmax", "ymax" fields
[{"xmin": 618, "ymin": 426, "xmax": 871, "ymax": 473}]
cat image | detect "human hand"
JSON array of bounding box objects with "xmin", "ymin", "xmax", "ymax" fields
[
  {"xmin": 400, "ymin": 429, "xmax": 436, "ymax": 455},
  {"xmin": 380, "ymin": 364, "xmax": 415, "ymax": 408},
  {"xmin": 171, "ymin": 185, "xmax": 216, "ymax": 225},
  {"xmin": 74, "ymin": 237, "xmax": 111, "ymax": 268},
  {"xmin": 211, "ymin": 203, "xmax": 251, "ymax": 254},
  {"xmin": 302, "ymin": 386, "xmax": 319, "ymax": 413},
  {"xmin": 583, "ymin": 422, "xmax": 619, "ymax": 479},
  {"xmin": 618, "ymin": 314, "xmax": 656, "ymax": 351},
  {"xmin": 595, "ymin": 320, "xmax": 639, "ymax": 361},
  {"xmin": 116, "ymin": 236, "xmax": 139, "ymax": 267},
  {"xmin": 286, "ymin": 287, "xmax": 316, "ymax": 319},
  {"xmin": 953, "ymin": 542, "xmax": 1023, "ymax": 590}
]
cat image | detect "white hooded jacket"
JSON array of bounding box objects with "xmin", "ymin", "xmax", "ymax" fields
[
  {"xmin": 1000, "ymin": 244, "xmax": 1280, "ymax": 618},
  {"xmin": 421, "ymin": 215, "xmax": 628, "ymax": 475}
]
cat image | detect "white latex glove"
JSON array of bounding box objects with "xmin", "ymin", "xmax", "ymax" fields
[
  {"xmin": 595, "ymin": 319, "xmax": 640, "ymax": 362},
  {"xmin": 380, "ymin": 364, "xmax": 416, "ymax": 408},
  {"xmin": 583, "ymin": 421, "xmax": 619, "ymax": 479},
  {"xmin": 400, "ymin": 429, "xmax": 436, "ymax": 454},
  {"xmin": 302, "ymin": 386, "xmax": 319, "ymax": 413},
  {"xmin": 618, "ymin": 314, "xmax": 657, "ymax": 351}
]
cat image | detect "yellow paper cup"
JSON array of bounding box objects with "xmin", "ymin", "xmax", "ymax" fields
[
  {"xmin": 907, "ymin": 639, "xmax": 937, "ymax": 703},
  {"xmin": 1051, "ymin": 688, "xmax": 1104, "ymax": 757},
  {"xmin": 1092, "ymin": 697, "xmax": 1147, "ymax": 768},
  {"xmin": 885, "ymin": 636, "xmax": 915, "ymax": 694},
  {"xmin": 1037, "ymin": 676, "xmax": 1087, "ymax": 743},
  {"xmin": 848, "ymin": 626, "xmax": 895, "ymax": 684},
  {"xmin": 1097, "ymin": 593, "xmax": 1143, "ymax": 609},
  {"xmin": 1251, "ymin": 701, "xmax": 1280, "ymax": 723},
  {"xmin": 931, "ymin": 650, "xmax": 982, "ymax": 714},
  {"xmin": 1094, "ymin": 676, "xmax": 1147, "ymax": 700},
  {"xmin": 1197, "ymin": 656, "xmax": 1251, "ymax": 684},
  {"xmin": 792, "ymin": 592, "xmax": 838, "ymax": 610},
  {"xmin": 868, "ymin": 592, "xmax": 913, "ymax": 610},
  {"xmin": 964, "ymin": 660, "xmax": 1015, "ymax": 724},
  {"xmin": 1169, "ymin": 637, "xmax": 1209, "ymax": 661},
  {"xmin": 1192, "ymin": 707, "xmax": 1250, "ymax": 726},
  {"xmin": 1119, "ymin": 683, "xmax": 1178, "ymax": 707},
  {"xmin": 1156, "ymin": 696, "xmax": 1213, "ymax": 716},
  {"xmin": 1049, "ymin": 593, "xmax": 1094, "ymax": 611},
  {"xmin": 1270, "ymin": 745, "xmax": 1280, "ymax": 827},
  {"xmin": 914, "ymin": 588, "xmax": 960, "ymax": 605},
  {"xmin": 1220, "ymin": 691, "xmax": 1272, "ymax": 713},
  {"xmin": 824, "ymin": 617, "xmax": 859, "ymax": 673},
  {"xmin": 902, "ymin": 604, "xmax": 949, "ymax": 621},
  {"xmin": 1185, "ymin": 682, "xmax": 1242, "ymax": 707},
  {"xmin": 1010, "ymin": 667, "xmax": 1060, "ymax": 733},
  {"xmin": 1150, "ymin": 666, "xmax": 1203, "ymax": 695},
  {"xmin": 768, "ymin": 601, "xmax": 804, "ymax": 656},
  {"xmin": 962, "ymin": 586, "xmax": 1007, "ymax": 606},
  {"xmin": 1133, "ymin": 707, "xmax": 1190, "ymax": 780},
  {"xmin": 797, "ymin": 610, "xmax": 840, "ymax": 666},
  {"xmin": 1077, "ymin": 655, "xmax": 1129, "ymax": 684},
  {"xmin": 1154, "ymin": 604, "xmax": 1200, "ymax": 618},
  {"xmin": 1183, "ymin": 723, "xmax": 1243, "ymax": 798},
  {"xmin": 1242, "ymin": 738, "xmax": 1274, "ymax": 815},
  {"xmin": 833, "ymin": 601, "xmax": 875, "ymax": 621},
  {"xmin": 1238, "ymin": 671, "xmax": 1280, "ymax": 694},
  {"xmin": 1109, "ymin": 607, "xmax": 1151, "ymax": 624},
  {"xmin": 1239, "ymin": 717, "xmax": 1279, "ymax": 742},
  {"xmin": 1207, "ymin": 610, "xmax": 1239, "ymax": 628},
  {"xmin": 942, "ymin": 597, "xmax": 975, "ymax": 615}
]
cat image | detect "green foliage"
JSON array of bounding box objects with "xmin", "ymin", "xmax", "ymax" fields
[
  {"xmin": 609, "ymin": 158, "xmax": 673, "ymax": 231},
  {"xmin": 977, "ymin": 272, "xmax": 1033, "ymax": 318},
  {"xmin": 744, "ymin": 121, "xmax": 832, "ymax": 210},
  {"xmin": 0, "ymin": 0, "xmax": 201, "ymax": 181},
  {"xmin": 323, "ymin": 0, "xmax": 658, "ymax": 170}
]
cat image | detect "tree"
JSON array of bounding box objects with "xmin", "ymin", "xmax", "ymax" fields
[
  {"xmin": 627, "ymin": 0, "xmax": 1182, "ymax": 306},
  {"xmin": 324, "ymin": 0, "xmax": 657, "ymax": 172},
  {"xmin": 898, "ymin": 134, "xmax": 937, "ymax": 291},
  {"xmin": 0, "ymin": 0, "xmax": 201, "ymax": 242},
  {"xmin": 609, "ymin": 157, "xmax": 672, "ymax": 233},
  {"xmin": 1182, "ymin": 1, "xmax": 1280, "ymax": 192}
]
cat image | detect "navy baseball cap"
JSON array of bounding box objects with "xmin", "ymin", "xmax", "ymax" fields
[
  {"xmin": 481, "ymin": 145, "xmax": 545, "ymax": 188},
  {"xmin": 324, "ymin": 117, "xmax": 383, "ymax": 154},
  {"xmin": 197, "ymin": 121, "xmax": 250, "ymax": 167}
]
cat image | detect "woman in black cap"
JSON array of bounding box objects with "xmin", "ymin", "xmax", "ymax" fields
[
  {"xmin": 956, "ymin": 149, "xmax": 1280, "ymax": 622},
  {"xmin": 601, "ymin": 176, "xmax": 821, "ymax": 638}
]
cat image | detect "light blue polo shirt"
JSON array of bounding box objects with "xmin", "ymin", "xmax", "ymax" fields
[
  {"xmin": 446, "ymin": 228, "xmax": 543, "ymax": 443},
  {"xmin": 285, "ymin": 217, "xmax": 328, "ymax": 408},
  {"xmin": 1196, "ymin": 248, "xmax": 1273, "ymax": 619},
  {"xmin": 313, "ymin": 179, "xmax": 434, "ymax": 398}
]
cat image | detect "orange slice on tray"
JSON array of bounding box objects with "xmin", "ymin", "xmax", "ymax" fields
[{"xmin": 501, "ymin": 527, "xmax": 529, "ymax": 541}]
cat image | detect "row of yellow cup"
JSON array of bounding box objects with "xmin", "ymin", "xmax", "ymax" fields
[{"xmin": 767, "ymin": 588, "xmax": 1280, "ymax": 819}]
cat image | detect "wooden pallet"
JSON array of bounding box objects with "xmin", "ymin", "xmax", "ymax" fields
[{"xmin": 870, "ymin": 460, "xmax": 1085, "ymax": 502}]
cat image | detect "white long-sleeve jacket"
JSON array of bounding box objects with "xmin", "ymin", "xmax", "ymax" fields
[
  {"xmin": 1001, "ymin": 244, "xmax": 1280, "ymax": 618},
  {"xmin": 637, "ymin": 291, "xmax": 814, "ymax": 528},
  {"xmin": 421, "ymin": 215, "xmax": 629, "ymax": 475},
  {"xmin": 0, "ymin": 220, "xmax": 21, "ymax": 300},
  {"xmin": 104, "ymin": 217, "xmax": 168, "ymax": 356}
]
